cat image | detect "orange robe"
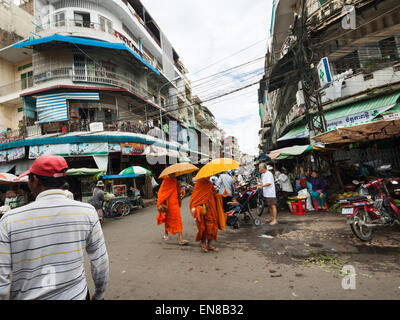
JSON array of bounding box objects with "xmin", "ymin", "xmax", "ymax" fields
[
  {"xmin": 156, "ymin": 176, "xmax": 182, "ymax": 235},
  {"xmin": 189, "ymin": 178, "xmax": 226, "ymax": 242}
]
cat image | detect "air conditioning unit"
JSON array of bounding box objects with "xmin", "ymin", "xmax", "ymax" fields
[{"xmin": 89, "ymin": 122, "xmax": 104, "ymax": 132}]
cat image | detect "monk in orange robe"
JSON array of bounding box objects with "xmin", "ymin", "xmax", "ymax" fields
[
  {"xmin": 189, "ymin": 177, "xmax": 226, "ymax": 253},
  {"xmin": 156, "ymin": 174, "xmax": 188, "ymax": 245}
]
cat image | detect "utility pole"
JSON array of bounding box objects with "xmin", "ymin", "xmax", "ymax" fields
[{"xmin": 293, "ymin": 0, "xmax": 327, "ymax": 138}]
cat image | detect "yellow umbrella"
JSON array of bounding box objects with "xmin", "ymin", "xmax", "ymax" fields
[
  {"xmin": 159, "ymin": 163, "xmax": 199, "ymax": 179},
  {"xmin": 193, "ymin": 158, "xmax": 239, "ymax": 180}
]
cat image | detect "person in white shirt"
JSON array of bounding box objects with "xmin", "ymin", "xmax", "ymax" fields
[
  {"xmin": 276, "ymin": 168, "xmax": 294, "ymax": 192},
  {"xmin": 257, "ymin": 163, "xmax": 278, "ymax": 226}
]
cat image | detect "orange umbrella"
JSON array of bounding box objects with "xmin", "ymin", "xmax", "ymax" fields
[
  {"xmin": 193, "ymin": 158, "xmax": 239, "ymax": 180},
  {"xmin": 159, "ymin": 163, "xmax": 199, "ymax": 179}
]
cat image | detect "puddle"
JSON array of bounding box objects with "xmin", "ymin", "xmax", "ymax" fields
[
  {"xmin": 308, "ymin": 243, "xmax": 324, "ymax": 248},
  {"xmin": 355, "ymin": 245, "xmax": 400, "ymax": 255},
  {"xmin": 264, "ymin": 227, "xmax": 293, "ymax": 237}
]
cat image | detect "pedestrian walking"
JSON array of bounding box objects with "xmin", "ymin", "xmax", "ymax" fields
[
  {"xmin": 216, "ymin": 172, "xmax": 235, "ymax": 212},
  {"xmin": 92, "ymin": 180, "xmax": 105, "ymax": 224},
  {"xmin": 257, "ymin": 163, "xmax": 278, "ymax": 226},
  {"xmin": 0, "ymin": 154, "xmax": 109, "ymax": 300},
  {"xmin": 156, "ymin": 173, "xmax": 188, "ymax": 245}
]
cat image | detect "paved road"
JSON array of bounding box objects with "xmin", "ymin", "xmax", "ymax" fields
[{"xmin": 85, "ymin": 197, "xmax": 400, "ymax": 299}]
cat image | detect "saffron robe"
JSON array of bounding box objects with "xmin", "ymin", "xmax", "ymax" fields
[
  {"xmin": 189, "ymin": 178, "xmax": 226, "ymax": 242},
  {"xmin": 156, "ymin": 176, "xmax": 182, "ymax": 235}
]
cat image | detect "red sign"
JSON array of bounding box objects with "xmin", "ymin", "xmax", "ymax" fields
[{"xmin": 120, "ymin": 143, "xmax": 146, "ymax": 155}]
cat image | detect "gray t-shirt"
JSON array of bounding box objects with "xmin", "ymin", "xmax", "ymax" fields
[{"xmin": 92, "ymin": 187, "xmax": 105, "ymax": 210}]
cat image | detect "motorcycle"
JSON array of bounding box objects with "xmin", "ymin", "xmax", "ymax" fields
[{"xmin": 339, "ymin": 177, "xmax": 400, "ymax": 241}]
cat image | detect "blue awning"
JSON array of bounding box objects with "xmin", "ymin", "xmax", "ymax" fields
[
  {"xmin": 102, "ymin": 174, "xmax": 143, "ymax": 180},
  {"xmin": 36, "ymin": 91, "xmax": 100, "ymax": 124},
  {"xmin": 13, "ymin": 34, "xmax": 160, "ymax": 76}
]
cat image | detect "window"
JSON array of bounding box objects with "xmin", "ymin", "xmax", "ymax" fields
[
  {"xmin": 99, "ymin": 15, "xmax": 113, "ymax": 34},
  {"xmin": 74, "ymin": 12, "xmax": 90, "ymax": 28},
  {"xmin": 53, "ymin": 11, "xmax": 65, "ymax": 27},
  {"xmin": 21, "ymin": 71, "xmax": 33, "ymax": 90},
  {"xmin": 379, "ymin": 37, "xmax": 399, "ymax": 61},
  {"xmin": 333, "ymin": 51, "xmax": 360, "ymax": 74}
]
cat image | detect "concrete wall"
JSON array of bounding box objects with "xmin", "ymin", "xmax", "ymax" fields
[{"xmin": 0, "ymin": 1, "xmax": 33, "ymax": 48}]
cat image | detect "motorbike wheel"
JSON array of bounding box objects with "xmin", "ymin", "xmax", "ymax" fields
[
  {"xmin": 253, "ymin": 218, "xmax": 261, "ymax": 226},
  {"xmin": 350, "ymin": 209, "xmax": 374, "ymax": 241},
  {"xmin": 257, "ymin": 193, "xmax": 264, "ymax": 216}
]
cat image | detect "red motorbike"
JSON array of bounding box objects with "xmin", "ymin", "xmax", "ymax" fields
[{"xmin": 339, "ymin": 178, "xmax": 400, "ymax": 241}]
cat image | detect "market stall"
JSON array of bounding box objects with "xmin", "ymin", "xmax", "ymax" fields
[
  {"xmin": 0, "ymin": 173, "xmax": 30, "ymax": 215},
  {"xmin": 66, "ymin": 168, "xmax": 106, "ymax": 202}
]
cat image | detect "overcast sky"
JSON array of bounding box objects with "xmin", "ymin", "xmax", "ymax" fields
[{"xmin": 141, "ymin": 0, "xmax": 273, "ymax": 155}]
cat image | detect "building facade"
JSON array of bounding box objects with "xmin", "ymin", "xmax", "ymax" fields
[
  {"xmin": 0, "ymin": 0, "xmax": 232, "ymax": 181},
  {"xmin": 259, "ymin": 0, "xmax": 400, "ymax": 153}
]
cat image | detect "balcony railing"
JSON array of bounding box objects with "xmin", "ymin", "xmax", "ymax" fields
[
  {"xmin": 35, "ymin": 19, "xmax": 162, "ymax": 72},
  {"xmin": 35, "ymin": 19, "xmax": 116, "ymax": 37}
]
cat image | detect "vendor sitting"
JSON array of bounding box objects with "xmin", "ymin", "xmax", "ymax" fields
[{"xmin": 307, "ymin": 170, "xmax": 327, "ymax": 210}]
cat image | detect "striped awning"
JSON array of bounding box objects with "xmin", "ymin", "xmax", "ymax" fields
[{"xmin": 36, "ymin": 92, "xmax": 100, "ymax": 124}]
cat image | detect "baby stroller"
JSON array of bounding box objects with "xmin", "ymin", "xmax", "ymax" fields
[{"xmin": 226, "ymin": 187, "xmax": 262, "ymax": 229}]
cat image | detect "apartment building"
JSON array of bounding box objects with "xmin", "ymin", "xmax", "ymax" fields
[
  {"xmin": 0, "ymin": 0, "xmax": 225, "ymax": 175},
  {"xmin": 259, "ymin": 0, "xmax": 400, "ymax": 153}
]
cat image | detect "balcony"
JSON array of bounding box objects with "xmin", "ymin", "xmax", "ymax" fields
[{"xmin": 35, "ymin": 19, "xmax": 162, "ymax": 73}]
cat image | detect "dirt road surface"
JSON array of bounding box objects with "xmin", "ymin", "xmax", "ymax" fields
[{"xmin": 85, "ymin": 198, "xmax": 400, "ymax": 300}]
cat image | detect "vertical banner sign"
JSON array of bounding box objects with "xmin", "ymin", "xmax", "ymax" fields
[{"xmin": 317, "ymin": 57, "xmax": 332, "ymax": 89}]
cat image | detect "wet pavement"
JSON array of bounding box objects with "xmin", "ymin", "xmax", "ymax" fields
[{"xmin": 85, "ymin": 198, "xmax": 400, "ymax": 299}]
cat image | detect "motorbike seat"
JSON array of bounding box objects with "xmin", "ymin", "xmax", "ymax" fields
[{"xmin": 342, "ymin": 196, "xmax": 368, "ymax": 202}]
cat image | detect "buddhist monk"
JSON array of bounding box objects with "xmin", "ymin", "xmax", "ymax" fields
[
  {"xmin": 156, "ymin": 173, "xmax": 188, "ymax": 245},
  {"xmin": 189, "ymin": 177, "xmax": 226, "ymax": 253}
]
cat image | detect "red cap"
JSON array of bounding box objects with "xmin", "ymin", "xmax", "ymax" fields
[{"xmin": 19, "ymin": 154, "xmax": 69, "ymax": 178}]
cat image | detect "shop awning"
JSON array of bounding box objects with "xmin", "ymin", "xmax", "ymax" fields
[
  {"xmin": 324, "ymin": 92, "xmax": 400, "ymax": 131},
  {"xmin": 313, "ymin": 118, "xmax": 400, "ymax": 144},
  {"xmin": 266, "ymin": 145, "xmax": 312, "ymax": 160},
  {"xmin": 277, "ymin": 125, "xmax": 309, "ymax": 142}
]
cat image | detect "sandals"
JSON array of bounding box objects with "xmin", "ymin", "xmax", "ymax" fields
[
  {"xmin": 163, "ymin": 235, "xmax": 169, "ymax": 241},
  {"xmin": 206, "ymin": 246, "xmax": 219, "ymax": 252},
  {"xmin": 179, "ymin": 240, "xmax": 189, "ymax": 246}
]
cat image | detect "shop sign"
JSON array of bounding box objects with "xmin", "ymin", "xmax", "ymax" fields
[
  {"xmin": 317, "ymin": 57, "xmax": 332, "ymax": 89},
  {"xmin": 29, "ymin": 143, "xmax": 108, "ymax": 159},
  {"xmin": 326, "ymin": 105, "xmax": 395, "ymax": 131},
  {"xmin": 0, "ymin": 147, "xmax": 25, "ymax": 163},
  {"xmin": 383, "ymin": 112, "xmax": 400, "ymax": 120},
  {"xmin": 108, "ymin": 142, "xmax": 122, "ymax": 153},
  {"xmin": 120, "ymin": 142, "xmax": 146, "ymax": 155}
]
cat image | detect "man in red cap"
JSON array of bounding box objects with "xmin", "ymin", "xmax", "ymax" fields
[{"xmin": 0, "ymin": 154, "xmax": 109, "ymax": 300}]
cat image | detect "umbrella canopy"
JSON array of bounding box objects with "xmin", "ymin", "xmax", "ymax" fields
[
  {"xmin": 159, "ymin": 163, "xmax": 199, "ymax": 179},
  {"xmin": 0, "ymin": 173, "xmax": 27, "ymax": 185},
  {"xmin": 193, "ymin": 158, "xmax": 239, "ymax": 180},
  {"xmin": 66, "ymin": 168, "xmax": 106, "ymax": 176},
  {"xmin": 119, "ymin": 166, "xmax": 151, "ymax": 176}
]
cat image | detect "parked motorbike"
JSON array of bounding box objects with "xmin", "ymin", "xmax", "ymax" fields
[{"xmin": 339, "ymin": 177, "xmax": 400, "ymax": 241}]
